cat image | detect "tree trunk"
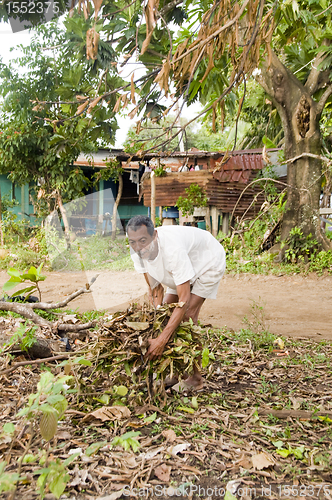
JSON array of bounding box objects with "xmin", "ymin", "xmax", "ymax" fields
[
  {"xmin": 258, "ymin": 52, "xmax": 329, "ymax": 250},
  {"xmin": 112, "ymin": 174, "xmax": 123, "ymax": 240},
  {"xmin": 56, "ymin": 190, "xmax": 71, "ymax": 249}
]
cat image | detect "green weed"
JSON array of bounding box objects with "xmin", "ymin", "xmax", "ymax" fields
[{"xmin": 0, "ymin": 322, "xmax": 37, "ymax": 354}]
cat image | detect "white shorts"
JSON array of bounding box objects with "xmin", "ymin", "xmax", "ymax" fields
[{"xmin": 166, "ymin": 263, "xmax": 226, "ymax": 300}]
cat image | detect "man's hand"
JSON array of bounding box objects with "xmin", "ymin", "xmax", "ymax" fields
[{"xmin": 147, "ymin": 337, "xmax": 167, "ymax": 361}]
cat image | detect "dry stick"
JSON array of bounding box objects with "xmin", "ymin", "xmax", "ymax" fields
[
  {"xmin": 229, "ymin": 154, "xmax": 332, "ymax": 236},
  {"xmin": 0, "ymin": 354, "xmax": 70, "ymax": 377},
  {"xmin": 230, "ymin": 177, "xmax": 291, "ymax": 225}
]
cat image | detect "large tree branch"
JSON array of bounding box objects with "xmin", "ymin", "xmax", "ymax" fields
[
  {"xmin": 0, "ymin": 301, "xmax": 98, "ymax": 331},
  {"xmin": 0, "ymin": 302, "xmax": 50, "ymax": 327},
  {"xmin": 0, "ymin": 276, "xmax": 99, "ymax": 331},
  {"xmin": 316, "ymin": 83, "xmax": 332, "ymax": 116},
  {"xmin": 305, "ymin": 40, "xmax": 331, "ymax": 96}
]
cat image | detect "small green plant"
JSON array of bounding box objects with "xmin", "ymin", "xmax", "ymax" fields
[
  {"xmin": 273, "ymin": 440, "xmax": 308, "ymax": 460},
  {"xmin": 155, "ymin": 216, "xmax": 162, "ymax": 227},
  {"xmin": 308, "ymin": 250, "xmax": 332, "ymax": 275},
  {"xmin": 153, "ymin": 164, "xmax": 167, "ymax": 177},
  {"xmin": 0, "ymin": 371, "xmax": 76, "ymax": 499},
  {"xmin": 0, "ymin": 322, "xmax": 37, "ymax": 354},
  {"xmin": 282, "ymin": 227, "xmax": 318, "ymax": 263},
  {"xmin": 18, "ymin": 371, "xmax": 72, "ymax": 439},
  {"xmin": 111, "ymin": 431, "xmax": 141, "ymax": 452},
  {"xmin": 35, "ymin": 454, "xmax": 80, "ymax": 499},
  {"xmin": 2, "ymin": 263, "xmax": 46, "ymax": 301},
  {"xmin": 0, "ymin": 461, "xmax": 26, "ymax": 494},
  {"xmin": 242, "ymin": 299, "xmax": 269, "ymax": 336},
  {"xmin": 175, "ymin": 184, "xmax": 207, "ymax": 217}
]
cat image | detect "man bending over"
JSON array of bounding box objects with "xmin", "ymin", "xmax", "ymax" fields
[{"xmin": 127, "ymin": 215, "xmax": 226, "ymax": 388}]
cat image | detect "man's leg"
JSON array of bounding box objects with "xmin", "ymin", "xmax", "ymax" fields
[
  {"xmin": 164, "ymin": 292, "xmax": 205, "ymax": 390},
  {"xmin": 163, "ymin": 293, "xmax": 178, "ymax": 304},
  {"xmin": 164, "ymin": 292, "xmax": 205, "ymax": 323}
]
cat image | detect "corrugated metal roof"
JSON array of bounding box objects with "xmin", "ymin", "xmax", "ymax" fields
[
  {"xmin": 211, "ymin": 153, "xmax": 264, "ymax": 183},
  {"xmin": 74, "ymin": 148, "xmax": 280, "ymax": 170}
]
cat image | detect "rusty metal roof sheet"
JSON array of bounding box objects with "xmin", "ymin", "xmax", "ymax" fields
[{"xmin": 142, "ymin": 170, "xmax": 284, "ymax": 218}]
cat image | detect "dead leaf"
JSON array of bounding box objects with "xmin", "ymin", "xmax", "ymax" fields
[
  {"xmin": 162, "ymin": 429, "xmax": 176, "ymax": 442},
  {"xmin": 113, "ymin": 94, "xmax": 123, "ymax": 113},
  {"xmin": 82, "ymin": 406, "xmax": 131, "ymax": 422},
  {"xmin": 76, "ymin": 101, "xmax": 89, "ymax": 115},
  {"xmin": 251, "ymin": 452, "xmax": 275, "ymax": 470},
  {"xmin": 140, "ymin": 446, "xmax": 165, "ymax": 460},
  {"xmin": 130, "ymin": 72, "xmax": 136, "ymax": 105},
  {"xmin": 236, "ymin": 454, "xmax": 252, "ymax": 469},
  {"xmin": 69, "ymin": 467, "xmax": 91, "ymax": 487},
  {"xmin": 154, "ymin": 463, "xmax": 171, "ymax": 482},
  {"xmin": 125, "ymin": 321, "xmax": 150, "ymax": 331},
  {"xmin": 57, "ymin": 431, "xmax": 72, "ymax": 440},
  {"xmin": 86, "ymin": 27, "xmax": 100, "ymax": 60},
  {"xmin": 87, "ymin": 95, "xmax": 103, "ymax": 114},
  {"xmin": 141, "ymin": 0, "xmax": 159, "ymax": 54},
  {"xmin": 62, "ymin": 314, "xmax": 79, "ymax": 324},
  {"xmin": 290, "ymin": 397, "xmax": 303, "ymax": 410},
  {"xmin": 167, "ymin": 443, "xmax": 190, "ymax": 457},
  {"xmin": 92, "ymin": 0, "xmax": 103, "ymax": 19},
  {"xmin": 273, "ymin": 338, "xmax": 285, "ymax": 350}
]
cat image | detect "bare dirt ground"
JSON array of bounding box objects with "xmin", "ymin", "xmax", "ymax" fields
[{"xmin": 1, "ymin": 269, "xmax": 331, "ymax": 340}]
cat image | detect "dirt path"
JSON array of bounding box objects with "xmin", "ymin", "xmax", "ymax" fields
[{"xmin": 0, "ymin": 269, "xmax": 331, "ymax": 340}]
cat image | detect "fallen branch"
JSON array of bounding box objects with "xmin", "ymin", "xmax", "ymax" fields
[
  {"xmin": 258, "ymin": 409, "xmax": 332, "ymax": 420},
  {"xmin": 0, "ymin": 276, "xmax": 99, "ymax": 331},
  {"xmin": 0, "ymin": 353, "xmax": 70, "ymax": 377},
  {"xmin": 57, "ymin": 320, "xmax": 98, "ymax": 332},
  {"xmin": 30, "ymin": 276, "xmax": 99, "ymax": 310},
  {"xmin": 0, "ymin": 302, "xmax": 50, "ymax": 327}
]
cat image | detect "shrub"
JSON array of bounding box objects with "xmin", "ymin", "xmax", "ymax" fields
[{"xmin": 309, "ymin": 250, "xmax": 332, "ymax": 275}]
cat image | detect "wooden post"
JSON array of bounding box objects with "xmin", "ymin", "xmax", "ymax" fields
[
  {"xmin": 211, "ymin": 206, "xmax": 219, "ymax": 238},
  {"xmin": 205, "ymin": 206, "xmax": 211, "ymax": 233},
  {"xmin": 222, "ymin": 212, "xmax": 229, "ymax": 235},
  {"xmin": 112, "ymin": 174, "xmax": 123, "ymax": 240},
  {"xmin": 97, "ymin": 179, "xmax": 104, "ymax": 233},
  {"xmin": 56, "ymin": 190, "xmax": 71, "ymax": 249},
  {"xmin": 151, "ymin": 171, "xmax": 156, "ymax": 225}
]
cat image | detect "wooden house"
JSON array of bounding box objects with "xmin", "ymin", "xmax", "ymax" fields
[{"xmin": 0, "ymin": 148, "xmax": 284, "ymax": 236}]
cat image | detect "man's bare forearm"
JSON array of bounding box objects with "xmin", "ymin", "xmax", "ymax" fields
[
  {"xmin": 156, "ymin": 281, "xmax": 191, "ymax": 345},
  {"xmin": 158, "ymin": 304, "xmax": 188, "ymax": 344}
]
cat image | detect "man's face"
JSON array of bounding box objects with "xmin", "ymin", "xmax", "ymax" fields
[{"xmin": 127, "ymin": 225, "xmax": 157, "ymax": 260}]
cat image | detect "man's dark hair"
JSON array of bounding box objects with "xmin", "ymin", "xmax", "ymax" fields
[{"xmin": 126, "ymin": 216, "xmax": 155, "ymax": 236}]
